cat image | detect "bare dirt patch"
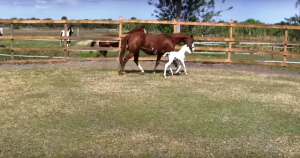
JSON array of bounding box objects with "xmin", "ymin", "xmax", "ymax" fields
[{"xmin": 1, "ymin": 60, "xmax": 299, "ymax": 77}]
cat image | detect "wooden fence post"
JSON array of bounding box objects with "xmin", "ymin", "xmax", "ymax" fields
[
  {"xmin": 228, "ymin": 19, "xmax": 233, "ymax": 62},
  {"xmin": 64, "ymin": 23, "xmax": 68, "ymax": 58},
  {"xmin": 77, "ymin": 28, "xmax": 79, "ymax": 36},
  {"xmin": 284, "ymin": 28, "xmax": 288, "ymax": 68},
  {"xmin": 173, "ymin": 19, "xmax": 177, "ymax": 34},
  {"xmin": 118, "ymin": 16, "xmax": 123, "ymax": 66},
  {"xmin": 10, "ymin": 23, "xmax": 14, "ymax": 61}
]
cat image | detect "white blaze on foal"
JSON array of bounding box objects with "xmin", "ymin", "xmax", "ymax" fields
[{"xmin": 163, "ymin": 43, "xmax": 194, "ymax": 78}]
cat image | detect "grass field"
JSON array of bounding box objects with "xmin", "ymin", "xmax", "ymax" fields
[{"xmin": 0, "ymin": 62, "xmax": 300, "ymax": 157}]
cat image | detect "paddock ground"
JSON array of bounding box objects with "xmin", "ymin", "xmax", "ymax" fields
[
  {"xmin": 1, "ymin": 60, "xmax": 300, "ymax": 76},
  {"xmin": 1, "ymin": 60, "xmax": 300, "ymax": 158}
]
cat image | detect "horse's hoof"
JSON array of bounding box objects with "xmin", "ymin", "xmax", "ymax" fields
[
  {"xmin": 118, "ymin": 71, "xmax": 124, "ymax": 75},
  {"xmin": 139, "ymin": 72, "xmax": 145, "ymax": 75}
]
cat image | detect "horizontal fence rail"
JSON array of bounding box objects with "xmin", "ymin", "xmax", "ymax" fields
[{"xmin": 0, "ymin": 16, "xmax": 300, "ymax": 68}]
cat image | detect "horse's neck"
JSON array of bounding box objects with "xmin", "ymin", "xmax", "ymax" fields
[
  {"xmin": 127, "ymin": 28, "xmax": 141, "ymax": 34},
  {"xmin": 171, "ymin": 35, "xmax": 187, "ymax": 45},
  {"xmin": 68, "ymin": 29, "xmax": 73, "ymax": 36}
]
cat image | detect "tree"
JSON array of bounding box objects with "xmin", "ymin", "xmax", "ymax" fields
[
  {"xmin": 61, "ymin": 16, "xmax": 67, "ymax": 20},
  {"xmin": 296, "ymin": 0, "xmax": 300, "ymax": 8},
  {"xmin": 148, "ymin": 0, "xmax": 181, "ymax": 33},
  {"xmin": 148, "ymin": 0, "xmax": 233, "ymax": 34}
]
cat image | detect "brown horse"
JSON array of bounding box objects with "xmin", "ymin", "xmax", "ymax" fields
[
  {"xmin": 118, "ymin": 32, "xmax": 194, "ymax": 75},
  {"xmin": 90, "ymin": 26, "xmax": 146, "ymax": 57}
]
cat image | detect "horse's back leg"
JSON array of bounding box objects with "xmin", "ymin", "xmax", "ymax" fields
[
  {"xmin": 103, "ymin": 51, "xmax": 107, "ymax": 57},
  {"xmin": 119, "ymin": 50, "xmax": 135, "ymax": 75},
  {"xmin": 90, "ymin": 41, "xmax": 96, "ymax": 54},
  {"xmin": 134, "ymin": 53, "xmax": 144, "ymax": 74},
  {"xmin": 173, "ymin": 60, "xmax": 178, "ymax": 68},
  {"xmin": 175, "ymin": 61, "xmax": 182, "ymax": 74},
  {"xmin": 97, "ymin": 51, "xmax": 107, "ymax": 57},
  {"xmin": 153, "ymin": 54, "xmax": 163, "ymax": 74}
]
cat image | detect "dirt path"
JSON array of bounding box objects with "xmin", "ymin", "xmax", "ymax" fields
[{"xmin": 0, "ymin": 60, "xmax": 300, "ymax": 76}]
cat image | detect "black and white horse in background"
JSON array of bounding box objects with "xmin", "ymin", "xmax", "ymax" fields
[{"xmin": 60, "ymin": 25, "xmax": 74, "ymax": 47}]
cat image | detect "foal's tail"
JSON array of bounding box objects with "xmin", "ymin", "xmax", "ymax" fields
[
  {"xmin": 163, "ymin": 52, "xmax": 170, "ymax": 57},
  {"xmin": 119, "ymin": 34, "xmax": 130, "ymax": 66}
]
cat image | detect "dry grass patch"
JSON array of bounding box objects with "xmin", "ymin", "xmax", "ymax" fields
[{"xmin": 0, "ymin": 65, "xmax": 300, "ymax": 157}]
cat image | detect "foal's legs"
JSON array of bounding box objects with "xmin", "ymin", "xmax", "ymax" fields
[
  {"xmin": 164, "ymin": 58, "xmax": 174, "ymax": 78},
  {"xmin": 134, "ymin": 53, "xmax": 144, "ymax": 74},
  {"xmin": 177, "ymin": 59, "xmax": 188, "ymax": 75},
  {"xmin": 153, "ymin": 54, "xmax": 163, "ymax": 74}
]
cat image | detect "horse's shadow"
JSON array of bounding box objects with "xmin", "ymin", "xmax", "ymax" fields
[
  {"xmin": 0, "ymin": 45, "xmax": 5, "ymax": 47},
  {"xmin": 122, "ymin": 70, "xmax": 163, "ymax": 74},
  {"xmin": 122, "ymin": 69, "xmax": 181, "ymax": 75}
]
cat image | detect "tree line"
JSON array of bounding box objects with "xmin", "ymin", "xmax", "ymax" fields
[{"xmin": 1, "ymin": 0, "xmax": 300, "ymax": 41}]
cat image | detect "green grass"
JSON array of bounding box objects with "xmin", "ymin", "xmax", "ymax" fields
[{"xmin": 0, "ymin": 65, "xmax": 300, "ymax": 157}]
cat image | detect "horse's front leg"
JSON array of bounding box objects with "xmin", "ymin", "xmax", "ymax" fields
[
  {"xmin": 172, "ymin": 60, "xmax": 178, "ymax": 71},
  {"xmin": 134, "ymin": 53, "xmax": 144, "ymax": 74},
  {"xmin": 153, "ymin": 54, "xmax": 163, "ymax": 74}
]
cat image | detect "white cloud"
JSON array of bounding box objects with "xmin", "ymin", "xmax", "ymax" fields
[
  {"xmin": 35, "ymin": 5, "xmax": 49, "ymax": 9},
  {"xmin": 36, "ymin": 0, "xmax": 47, "ymax": 3}
]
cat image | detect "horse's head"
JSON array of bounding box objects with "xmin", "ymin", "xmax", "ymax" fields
[
  {"xmin": 142, "ymin": 25, "xmax": 146, "ymax": 33},
  {"xmin": 68, "ymin": 25, "xmax": 74, "ymax": 33},
  {"xmin": 184, "ymin": 34, "xmax": 194, "ymax": 53},
  {"xmin": 182, "ymin": 43, "xmax": 193, "ymax": 54}
]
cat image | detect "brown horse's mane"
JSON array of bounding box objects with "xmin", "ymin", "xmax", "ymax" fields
[
  {"xmin": 127, "ymin": 26, "xmax": 145, "ymax": 34},
  {"xmin": 99, "ymin": 26, "xmax": 145, "ymax": 37}
]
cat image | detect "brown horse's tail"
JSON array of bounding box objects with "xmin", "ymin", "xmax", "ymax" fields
[
  {"xmin": 90, "ymin": 40, "xmax": 97, "ymax": 47},
  {"xmin": 119, "ymin": 35, "xmax": 130, "ymax": 66}
]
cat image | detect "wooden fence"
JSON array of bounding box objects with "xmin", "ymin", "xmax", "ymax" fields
[{"xmin": 1, "ymin": 16, "xmax": 300, "ymax": 67}]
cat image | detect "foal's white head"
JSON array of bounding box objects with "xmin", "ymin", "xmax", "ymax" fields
[{"xmin": 180, "ymin": 43, "xmax": 194, "ymax": 54}]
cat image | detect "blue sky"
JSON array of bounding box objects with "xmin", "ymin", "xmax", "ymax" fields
[{"xmin": 0, "ymin": 0, "xmax": 299, "ymax": 24}]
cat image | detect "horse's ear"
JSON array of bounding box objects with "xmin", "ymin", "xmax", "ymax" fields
[
  {"xmin": 141, "ymin": 25, "xmax": 145, "ymax": 28},
  {"xmin": 190, "ymin": 34, "xmax": 194, "ymax": 40}
]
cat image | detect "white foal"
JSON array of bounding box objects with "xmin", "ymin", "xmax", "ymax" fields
[{"xmin": 163, "ymin": 43, "xmax": 194, "ymax": 78}]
